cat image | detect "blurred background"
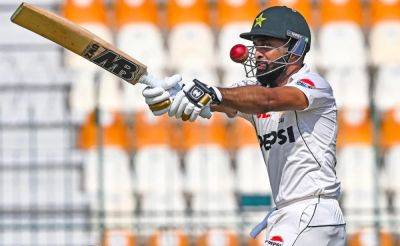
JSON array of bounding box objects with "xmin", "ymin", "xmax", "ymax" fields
[{"xmin": 0, "ymin": 0, "xmax": 399, "ymax": 245}]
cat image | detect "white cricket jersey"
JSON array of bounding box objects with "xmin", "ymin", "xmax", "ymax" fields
[{"xmin": 236, "ymin": 64, "xmax": 341, "ymax": 207}]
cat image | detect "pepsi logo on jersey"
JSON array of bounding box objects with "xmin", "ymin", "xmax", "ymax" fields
[
  {"xmin": 257, "ymin": 126, "xmax": 295, "ymax": 151},
  {"xmin": 267, "ymin": 235, "xmax": 284, "ymax": 246},
  {"xmin": 296, "ymin": 78, "xmax": 315, "ymax": 89}
]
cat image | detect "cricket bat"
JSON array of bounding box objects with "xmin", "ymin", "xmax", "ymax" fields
[{"xmin": 10, "ymin": 2, "xmax": 170, "ymax": 112}]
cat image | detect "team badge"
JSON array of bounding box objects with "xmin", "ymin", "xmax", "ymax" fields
[
  {"xmin": 296, "ymin": 78, "xmax": 315, "ymax": 89},
  {"xmin": 254, "ymin": 13, "xmax": 266, "ymax": 27}
]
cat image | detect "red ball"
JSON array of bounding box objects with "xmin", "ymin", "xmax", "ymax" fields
[{"xmin": 230, "ymin": 44, "xmax": 249, "ymax": 63}]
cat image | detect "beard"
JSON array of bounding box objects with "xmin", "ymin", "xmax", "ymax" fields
[{"xmin": 256, "ymin": 58, "xmax": 286, "ymax": 87}]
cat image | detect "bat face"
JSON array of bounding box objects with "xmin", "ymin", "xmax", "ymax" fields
[
  {"xmin": 83, "ymin": 42, "xmax": 139, "ymax": 81},
  {"xmin": 10, "ymin": 2, "xmax": 147, "ymax": 85}
]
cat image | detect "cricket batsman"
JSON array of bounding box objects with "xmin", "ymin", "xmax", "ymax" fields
[{"xmin": 139, "ymin": 6, "xmax": 346, "ymax": 246}]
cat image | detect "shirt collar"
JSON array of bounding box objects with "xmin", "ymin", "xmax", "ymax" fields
[{"xmin": 288, "ymin": 63, "xmax": 310, "ymax": 83}]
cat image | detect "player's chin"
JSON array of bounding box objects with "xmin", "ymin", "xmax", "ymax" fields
[{"xmin": 256, "ymin": 67, "xmax": 267, "ymax": 77}]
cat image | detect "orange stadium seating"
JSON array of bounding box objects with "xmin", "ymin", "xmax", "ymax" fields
[
  {"xmin": 369, "ymin": 0, "xmax": 400, "ymax": 65},
  {"xmin": 217, "ymin": 0, "xmax": 259, "ymax": 85},
  {"xmin": 167, "ymin": 0, "xmax": 218, "ymax": 85},
  {"xmin": 64, "ymin": 0, "xmax": 122, "ymax": 121},
  {"xmin": 348, "ymin": 228, "xmax": 397, "ymax": 246},
  {"xmin": 266, "ymin": 0, "xmax": 313, "ymax": 26},
  {"xmin": 132, "ymin": 111, "xmax": 185, "ymax": 227},
  {"xmin": 1, "ymin": 0, "xmax": 400, "ymax": 245},
  {"xmin": 197, "ymin": 229, "xmax": 239, "ymax": 246},
  {"xmin": 182, "ymin": 115, "xmax": 237, "ymax": 226},
  {"xmin": 103, "ymin": 230, "xmax": 136, "ymax": 246},
  {"xmin": 115, "ymin": 0, "xmax": 167, "ymax": 112},
  {"xmin": 148, "ymin": 229, "xmax": 189, "ymax": 246},
  {"xmin": 230, "ymin": 118, "xmax": 270, "ymax": 195},
  {"xmin": 78, "ymin": 111, "xmax": 135, "ymax": 227}
]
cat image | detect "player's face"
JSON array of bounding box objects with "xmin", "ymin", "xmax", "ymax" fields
[
  {"xmin": 253, "ymin": 37, "xmax": 287, "ymax": 74},
  {"xmin": 251, "ymin": 37, "xmax": 289, "ymax": 87}
]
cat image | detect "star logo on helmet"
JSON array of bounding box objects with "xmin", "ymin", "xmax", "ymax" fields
[{"xmin": 254, "ymin": 13, "xmax": 266, "ymax": 28}]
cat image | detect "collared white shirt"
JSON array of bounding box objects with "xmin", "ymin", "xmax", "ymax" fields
[{"xmin": 234, "ymin": 64, "xmax": 341, "ymax": 207}]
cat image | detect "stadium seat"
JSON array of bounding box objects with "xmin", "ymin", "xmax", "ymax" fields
[
  {"xmin": 320, "ymin": 0, "xmax": 363, "ymax": 26},
  {"xmin": 230, "ymin": 118, "xmax": 270, "ymax": 194},
  {"xmin": 0, "ymin": 128, "xmax": 32, "ymax": 164},
  {"xmin": 102, "ymin": 230, "xmax": 136, "ymax": 246},
  {"xmin": 78, "ymin": 111, "xmax": 135, "ymax": 226},
  {"xmin": 0, "ymin": 89, "xmax": 67, "ymax": 125},
  {"xmin": 380, "ymin": 109, "xmax": 400, "ymax": 150},
  {"xmin": 216, "ymin": 0, "xmax": 258, "ymax": 85},
  {"xmin": 166, "ymin": 0, "xmax": 209, "ymax": 28},
  {"xmin": 132, "ymin": 111, "xmax": 185, "ymax": 224},
  {"xmin": 84, "ymin": 147, "xmax": 135, "ymax": 226},
  {"xmin": 325, "ymin": 67, "xmax": 369, "ymax": 110},
  {"xmin": 337, "ymin": 145, "xmax": 376, "ymax": 210},
  {"xmin": 148, "ymin": 229, "xmax": 189, "ymax": 246},
  {"xmin": 0, "ymin": 168, "xmax": 84, "ymax": 208},
  {"xmin": 35, "ymin": 128, "xmax": 73, "ymax": 161},
  {"xmin": 217, "ymin": 0, "xmax": 259, "ymax": 28},
  {"xmin": 0, "ymin": 50, "xmax": 63, "ymax": 85},
  {"xmin": 135, "ymin": 147, "xmax": 183, "ymax": 196},
  {"xmin": 63, "ymin": 0, "xmax": 122, "ymax": 120},
  {"xmin": 63, "ymin": 0, "xmax": 112, "ymax": 68},
  {"xmin": 179, "ymin": 66, "xmax": 219, "ymax": 87},
  {"xmin": 29, "ymin": 90, "xmax": 68, "ymax": 123},
  {"xmin": 167, "ymin": 0, "xmax": 216, "ymax": 70},
  {"xmin": 197, "ymin": 229, "xmax": 239, "ymax": 246},
  {"xmin": 78, "ymin": 111, "xmax": 130, "ymax": 150},
  {"xmin": 318, "ymin": 0, "xmax": 366, "ymax": 68},
  {"xmin": 182, "ymin": 115, "xmax": 237, "ymax": 224},
  {"xmin": 369, "ymin": 22, "xmax": 400, "ymax": 66},
  {"xmin": 168, "ymin": 23, "xmax": 216, "ymax": 70},
  {"xmin": 266, "ymin": 0, "xmax": 312, "ymax": 26},
  {"xmin": 115, "ymin": 0, "xmax": 166, "ymax": 112},
  {"xmin": 336, "ymin": 109, "xmax": 387, "ymax": 231},
  {"xmin": 218, "ymin": 23, "xmax": 251, "ymax": 86},
  {"xmin": 374, "ymin": 65, "xmax": 400, "ymax": 112},
  {"xmin": 183, "ymin": 115, "xmax": 233, "ymax": 194},
  {"xmin": 384, "ymin": 145, "xmax": 400, "ymax": 206},
  {"xmin": 0, "ymin": 90, "xmax": 30, "ymax": 125},
  {"xmin": 337, "ymin": 109, "xmax": 372, "ymax": 150},
  {"xmin": 0, "ymin": 54, "xmax": 19, "ymax": 85},
  {"xmin": 348, "ymin": 228, "xmax": 396, "ymax": 246},
  {"xmin": 370, "ymin": 0, "xmax": 400, "ymax": 26},
  {"xmin": 319, "ymin": 23, "xmax": 367, "ymax": 68}
]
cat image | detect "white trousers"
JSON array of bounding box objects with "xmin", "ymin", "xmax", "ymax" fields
[
  {"xmin": 255, "ymin": 197, "xmax": 346, "ymax": 246},
  {"xmin": 292, "ymin": 225, "xmax": 346, "ymax": 246}
]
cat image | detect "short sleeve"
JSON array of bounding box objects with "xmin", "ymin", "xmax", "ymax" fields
[{"xmin": 286, "ymin": 76, "xmax": 335, "ymax": 111}]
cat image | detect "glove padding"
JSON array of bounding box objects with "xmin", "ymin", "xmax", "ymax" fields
[
  {"xmin": 140, "ymin": 74, "xmax": 182, "ymax": 116},
  {"xmin": 169, "ymin": 79, "xmax": 221, "ymax": 121}
]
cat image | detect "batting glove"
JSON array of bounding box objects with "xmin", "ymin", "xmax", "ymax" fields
[
  {"xmin": 169, "ymin": 79, "xmax": 221, "ymax": 121},
  {"xmin": 140, "ymin": 74, "xmax": 182, "ymax": 116}
]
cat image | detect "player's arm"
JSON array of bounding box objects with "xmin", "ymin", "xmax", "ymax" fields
[
  {"xmin": 218, "ymin": 85, "xmax": 308, "ymax": 114},
  {"xmin": 168, "ymin": 79, "xmax": 310, "ymax": 121},
  {"xmin": 210, "ymin": 104, "xmax": 238, "ymax": 118}
]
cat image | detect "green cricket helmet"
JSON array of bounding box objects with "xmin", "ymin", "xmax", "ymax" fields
[{"xmin": 239, "ymin": 6, "xmax": 311, "ymax": 86}]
